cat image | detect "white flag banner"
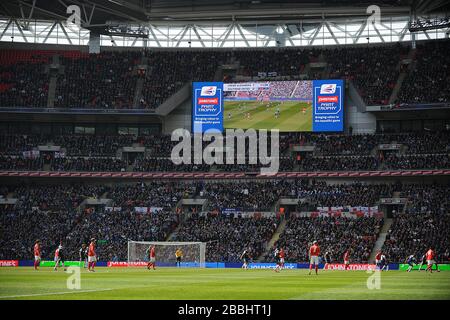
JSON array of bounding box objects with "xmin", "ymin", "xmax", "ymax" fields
[
  {"xmin": 134, "ymin": 207, "xmax": 148, "ymax": 214},
  {"xmin": 149, "ymin": 207, "xmax": 163, "ymax": 214}
]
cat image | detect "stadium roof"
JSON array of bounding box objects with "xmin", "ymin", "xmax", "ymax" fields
[
  {"xmin": 0, "ymin": 0, "xmax": 448, "ymax": 48},
  {"xmin": 1, "ymin": 0, "xmax": 449, "ymax": 27}
]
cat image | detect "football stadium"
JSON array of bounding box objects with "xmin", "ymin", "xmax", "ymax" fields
[{"xmin": 0, "ymin": 0, "xmax": 450, "ymax": 305}]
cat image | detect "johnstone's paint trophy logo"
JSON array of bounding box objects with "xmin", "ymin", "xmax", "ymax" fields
[
  {"xmin": 320, "ymin": 84, "xmax": 336, "ymax": 94},
  {"xmin": 200, "ymin": 86, "xmax": 217, "ymax": 96}
]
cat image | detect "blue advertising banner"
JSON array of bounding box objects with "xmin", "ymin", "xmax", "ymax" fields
[
  {"xmin": 224, "ymin": 262, "xmax": 296, "ymax": 269},
  {"xmin": 192, "ymin": 82, "xmax": 224, "ymax": 133},
  {"xmin": 248, "ymin": 263, "xmax": 297, "ymax": 270},
  {"xmin": 221, "ymin": 208, "xmax": 243, "ymax": 215},
  {"xmin": 312, "ymin": 80, "xmax": 344, "ymax": 132}
]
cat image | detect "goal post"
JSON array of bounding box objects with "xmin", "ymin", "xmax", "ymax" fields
[{"xmin": 127, "ymin": 241, "xmax": 206, "ymax": 268}]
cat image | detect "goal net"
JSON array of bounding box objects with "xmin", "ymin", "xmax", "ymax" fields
[{"xmin": 127, "ymin": 241, "xmax": 206, "ymax": 268}]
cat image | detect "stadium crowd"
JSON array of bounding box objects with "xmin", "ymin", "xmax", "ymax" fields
[
  {"xmin": 268, "ymin": 216, "xmax": 383, "ymax": 263},
  {"xmin": 52, "ymin": 134, "xmax": 135, "ymax": 156},
  {"xmin": 0, "ymin": 131, "xmax": 450, "ymax": 172},
  {"xmin": 0, "ymin": 155, "xmax": 44, "ymax": 171},
  {"xmin": 0, "ymin": 52, "xmax": 49, "ymax": 108},
  {"xmin": 0, "ymin": 184, "xmax": 107, "ymax": 259},
  {"xmin": 297, "ymin": 181, "xmax": 394, "ymax": 209},
  {"xmin": 398, "ymin": 184, "xmax": 450, "ymax": 215},
  {"xmin": 234, "ymin": 48, "xmax": 318, "ymax": 78},
  {"xmin": 201, "ymin": 181, "xmax": 293, "ymax": 211},
  {"xmin": 54, "ymin": 51, "xmax": 140, "ymax": 109},
  {"xmin": 0, "ymin": 181, "xmax": 448, "ymax": 263},
  {"xmin": 383, "ymin": 183, "xmax": 450, "ymax": 263},
  {"xmin": 397, "ymin": 40, "xmax": 450, "ymax": 104},
  {"xmin": 139, "ymin": 51, "xmax": 230, "ymax": 109},
  {"xmin": 173, "ymin": 213, "xmax": 279, "ymax": 262},
  {"xmin": 50, "ymin": 157, "xmax": 127, "ymax": 172},
  {"xmin": 383, "ymin": 154, "xmax": 449, "ymax": 170},
  {"xmin": 0, "ymin": 130, "xmax": 448, "ymax": 172},
  {"xmin": 133, "ymin": 157, "xmax": 209, "ymax": 172},
  {"xmin": 0, "ymin": 134, "xmax": 51, "ymax": 156},
  {"xmin": 383, "ymin": 213, "xmax": 450, "ymax": 263},
  {"xmin": 299, "ymin": 155, "xmax": 381, "ymax": 171},
  {"xmin": 107, "ymin": 182, "xmax": 195, "ymax": 211},
  {"xmin": 64, "ymin": 207, "xmax": 179, "ymax": 261},
  {"xmin": 325, "ymin": 44, "xmax": 408, "ymax": 105},
  {"xmin": 1, "ymin": 41, "xmax": 449, "ymax": 110}
]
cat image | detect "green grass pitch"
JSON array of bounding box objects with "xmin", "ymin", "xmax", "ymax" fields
[
  {"xmin": 223, "ymin": 100, "xmax": 312, "ymax": 132},
  {"xmin": 1, "ymin": 267, "xmax": 449, "ymax": 300}
]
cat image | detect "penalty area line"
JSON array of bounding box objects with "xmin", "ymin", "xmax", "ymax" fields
[{"xmin": 0, "ymin": 288, "xmax": 114, "ymax": 299}]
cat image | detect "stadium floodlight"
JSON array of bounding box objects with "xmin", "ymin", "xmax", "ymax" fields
[{"xmin": 127, "ymin": 241, "xmax": 206, "ymax": 268}]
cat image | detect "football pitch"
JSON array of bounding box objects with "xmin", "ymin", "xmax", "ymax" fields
[
  {"xmin": 0, "ymin": 267, "xmax": 449, "ymax": 300},
  {"xmin": 224, "ymin": 101, "xmax": 312, "ymax": 131}
]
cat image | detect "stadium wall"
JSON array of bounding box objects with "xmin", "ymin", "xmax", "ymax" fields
[
  {"xmin": 162, "ymin": 97, "xmax": 192, "ymax": 134},
  {"xmin": 345, "ymin": 105, "xmax": 377, "ymax": 134}
]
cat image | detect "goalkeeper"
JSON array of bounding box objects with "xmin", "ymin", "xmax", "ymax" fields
[{"xmin": 175, "ymin": 248, "xmax": 183, "ymax": 267}]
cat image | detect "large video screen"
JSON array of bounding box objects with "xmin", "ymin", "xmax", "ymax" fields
[{"xmin": 192, "ymin": 80, "xmax": 344, "ymax": 133}]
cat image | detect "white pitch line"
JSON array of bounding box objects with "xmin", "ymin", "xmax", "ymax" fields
[{"xmin": 0, "ymin": 288, "xmax": 114, "ymax": 299}]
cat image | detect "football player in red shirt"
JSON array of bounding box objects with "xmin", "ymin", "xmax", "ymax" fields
[
  {"xmin": 87, "ymin": 238, "xmax": 97, "ymax": 272},
  {"xmin": 425, "ymin": 247, "xmax": 436, "ymax": 273},
  {"xmin": 279, "ymin": 248, "xmax": 285, "ymax": 270},
  {"xmin": 147, "ymin": 245, "xmax": 156, "ymax": 270},
  {"xmin": 375, "ymin": 250, "xmax": 382, "ymax": 270},
  {"xmin": 33, "ymin": 239, "xmax": 41, "ymax": 270},
  {"xmin": 344, "ymin": 250, "xmax": 350, "ymax": 270},
  {"xmin": 309, "ymin": 241, "xmax": 320, "ymax": 275},
  {"xmin": 274, "ymin": 247, "xmax": 285, "ymax": 272}
]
